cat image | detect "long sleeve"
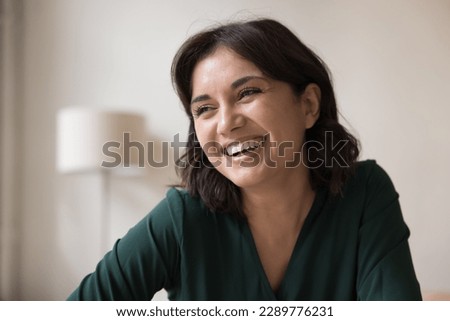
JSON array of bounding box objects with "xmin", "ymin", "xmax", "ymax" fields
[
  {"xmin": 356, "ymin": 163, "xmax": 421, "ymax": 300},
  {"xmin": 67, "ymin": 191, "xmax": 182, "ymax": 300}
]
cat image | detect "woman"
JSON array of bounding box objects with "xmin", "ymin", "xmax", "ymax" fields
[{"xmin": 68, "ymin": 18, "xmax": 421, "ymax": 300}]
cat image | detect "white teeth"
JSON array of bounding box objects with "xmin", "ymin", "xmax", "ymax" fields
[
  {"xmin": 228, "ymin": 144, "xmax": 242, "ymax": 156},
  {"xmin": 226, "ymin": 140, "xmax": 262, "ymax": 156}
]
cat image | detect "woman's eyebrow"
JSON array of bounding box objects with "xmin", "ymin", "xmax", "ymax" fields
[
  {"xmin": 231, "ymin": 75, "xmax": 266, "ymax": 89},
  {"xmin": 191, "ymin": 94, "xmax": 211, "ymax": 106}
]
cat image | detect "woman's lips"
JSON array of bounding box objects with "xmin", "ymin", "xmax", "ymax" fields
[{"xmin": 224, "ymin": 136, "xmax": 266, "ymax": 157}]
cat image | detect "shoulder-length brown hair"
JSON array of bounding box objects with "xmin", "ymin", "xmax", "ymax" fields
[{"xmin": 171, "ymin": 18, "xmax": 359, "ymax": 218}]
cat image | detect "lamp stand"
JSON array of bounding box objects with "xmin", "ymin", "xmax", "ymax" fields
[{"xmin": 100, "ymin": 170, "xmax": 111, "ymax": 256}]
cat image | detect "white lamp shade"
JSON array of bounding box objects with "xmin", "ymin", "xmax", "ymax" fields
[{"xmin": 56, "ymin": 107, "xmax": 147, "ymax": 174}]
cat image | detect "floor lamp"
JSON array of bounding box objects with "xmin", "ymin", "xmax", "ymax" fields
[{"xmin": 56, "ymin": 107, "xmax": 147, "ymax": 253}]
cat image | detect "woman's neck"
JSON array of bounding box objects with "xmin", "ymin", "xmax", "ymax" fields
[{"xmin": 242, "ymin": 166, "xmax": 315, "ymax": 232}]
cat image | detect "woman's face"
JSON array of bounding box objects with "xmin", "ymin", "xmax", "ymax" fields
[{"xmin": 190, "ymin": 46, "xmax": 320, "ymax": 190}]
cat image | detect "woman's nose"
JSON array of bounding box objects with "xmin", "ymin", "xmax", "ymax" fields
[{"xmin": 217, "ymin": 105, "xmax": 245, "ymax": 136}]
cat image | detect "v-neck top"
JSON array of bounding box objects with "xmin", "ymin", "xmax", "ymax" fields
[{"xmin": 67, "ymin": 160, "xmax": 422, "ymax": 300}]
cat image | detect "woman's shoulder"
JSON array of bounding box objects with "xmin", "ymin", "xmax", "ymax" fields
[
  {"xmin": 151, "ymin": 187, "xmax": 215, "ymax": 225},
  {"xmin": 353, "ymin": 159, "xmax": 385, "ymax": 176},
  {"xmin": 164, "ymin": 187, "xmax": 208, "ymax": 215},
  {"xmin": 138, "ymin": 188, "xmax": 212, "ymax": 242},
  {"xmin": 350, "ymin": 159, "xmax": 397, "ymax": 192},
  {"xmin": 343, "ymin": 159, "xmax": 400, "ymax": 217}
]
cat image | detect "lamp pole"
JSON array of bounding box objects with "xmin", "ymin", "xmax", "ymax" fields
[{"xmin": 100, "ymin": 170, "xmax": 111, "ymax": 256}]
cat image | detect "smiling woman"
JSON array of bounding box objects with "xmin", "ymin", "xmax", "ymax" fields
[{"xmin": 67, "ymin": 18, "xmax": 422, "ymax": 301}]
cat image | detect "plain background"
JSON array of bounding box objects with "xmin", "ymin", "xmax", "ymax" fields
[{"xmin": 1, "ymin": 0, "xmax": 449, "ymax": 300}]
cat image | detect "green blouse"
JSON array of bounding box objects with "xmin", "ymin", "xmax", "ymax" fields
[{"xmin": 68, "ymin": 160, "xmax": 422, "ymax": 300}]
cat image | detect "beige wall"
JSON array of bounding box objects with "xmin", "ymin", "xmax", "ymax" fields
[{"xmin": 1, "ymin": 0, "xmax": 449, "ymax": 299}]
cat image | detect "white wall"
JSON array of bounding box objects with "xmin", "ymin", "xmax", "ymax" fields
[{"xmin": 2, "ymin": 0, "xmax": 449, "ymax": 299}]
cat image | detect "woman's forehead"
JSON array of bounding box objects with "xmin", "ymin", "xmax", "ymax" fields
[{"xmin": 191, "ymin": 47, "xmax": 263, "ymax": 88}]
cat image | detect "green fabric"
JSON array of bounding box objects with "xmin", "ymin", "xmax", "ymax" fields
[{"xmin": 67, "ymin": 160, "xmax": 422, "ymax": 300}]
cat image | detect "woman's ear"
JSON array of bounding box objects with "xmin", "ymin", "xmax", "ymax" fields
[{"xmin": 301, "ymin": 84, "xmax": 321, "ymax": 129}]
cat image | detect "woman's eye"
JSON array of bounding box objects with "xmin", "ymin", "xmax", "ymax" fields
[
  {"xmin": 238, "ymin": 87, "xmax": 262, "ymax": 100},
  {"xmin": 192, "ymin": 105, "xmax": 214, "ymax": 118}
]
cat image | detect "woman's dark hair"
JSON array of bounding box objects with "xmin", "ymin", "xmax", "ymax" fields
[{"xmin": 171, "ymin": 18, "xmax": 359, "ymax": 218}]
